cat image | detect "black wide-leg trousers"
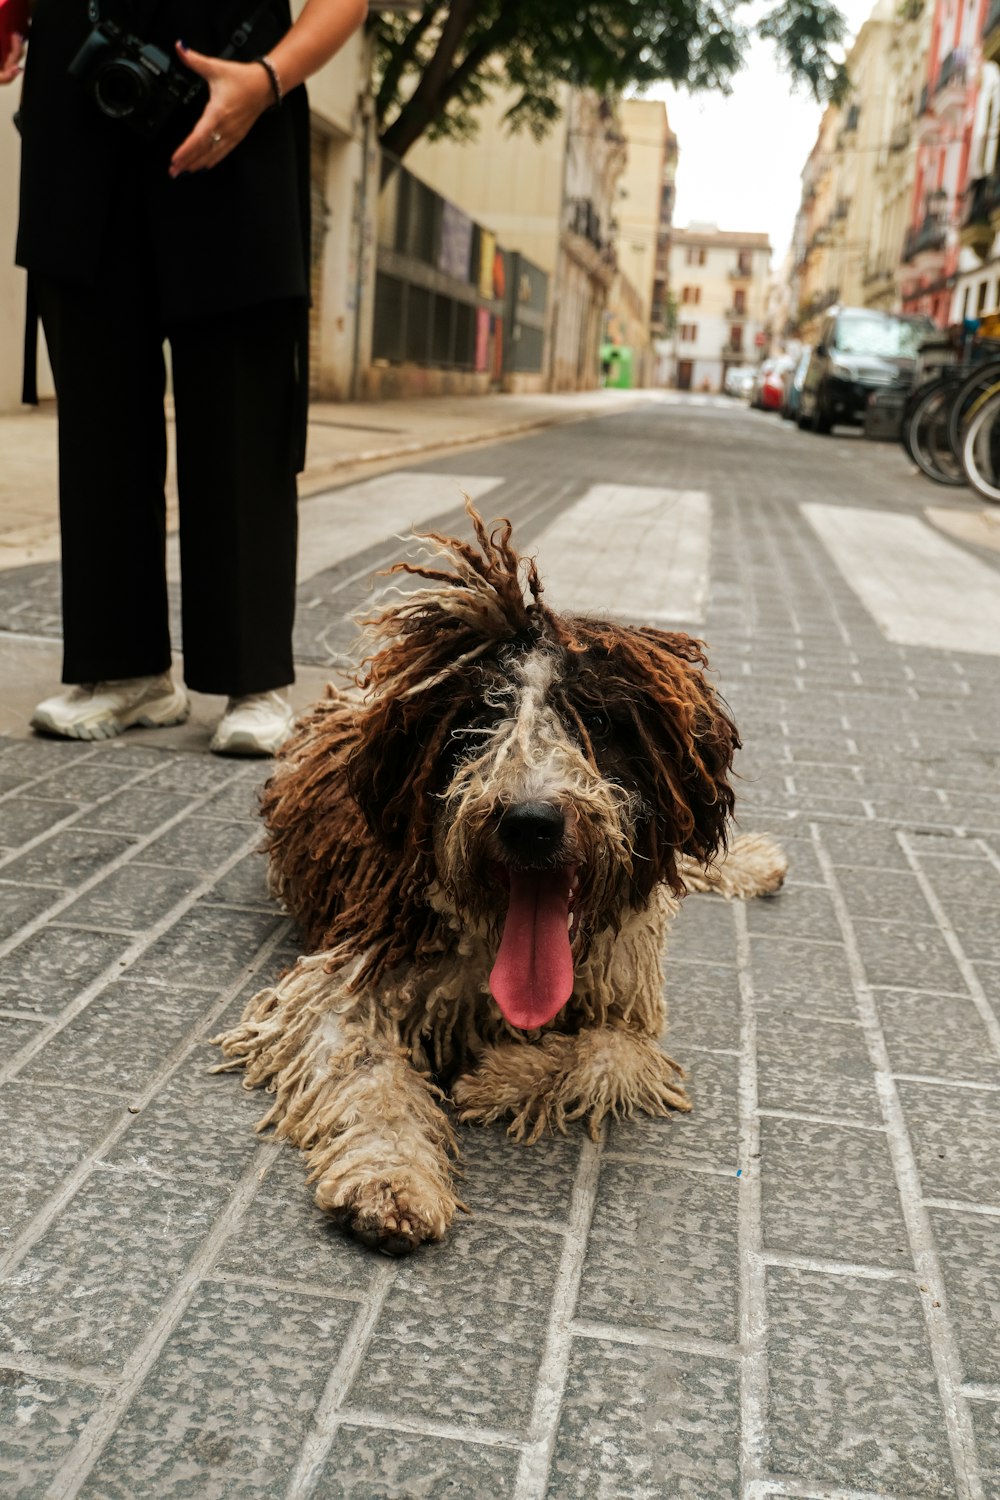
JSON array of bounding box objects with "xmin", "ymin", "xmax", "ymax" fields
[{"xmin": 34, "ymin": 194, "xmax": 300, "ymax": 697}]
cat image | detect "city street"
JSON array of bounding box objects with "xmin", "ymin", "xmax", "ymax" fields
[{"xmin": 1, "ymin": 394, "xmax": 999, "ymax": 1498}]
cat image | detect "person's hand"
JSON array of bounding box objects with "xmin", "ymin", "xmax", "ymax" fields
[
  {"xmin": 168, "ymin": 43, "xmax": 273, "ymax": 178},
  {"xmin": 0, "ymin": 32, "xmax": 25, "ymax": 84}
]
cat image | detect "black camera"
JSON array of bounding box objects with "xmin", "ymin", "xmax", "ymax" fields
[{"xmin": 68, "ymin": 20, "xmax": 205, "ymax": 140}]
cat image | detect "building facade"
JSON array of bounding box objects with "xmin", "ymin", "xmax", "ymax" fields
[
  {"xmin": 407, "ymin": 86, "xmax": 626, "ymax": 391},
  {"xmin": 667, "ymin": 225, "xmax": 771, "ymax": 390},
  {"xmin": 604, "ymin": 98, "xmax": 679, "ymax": 386}
]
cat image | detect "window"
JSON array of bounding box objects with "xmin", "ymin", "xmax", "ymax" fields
[
  {"xmin": 681, "ymin": 285, "xmax": 701, "ymax": 304},
  {"xmin": 679, "ymin": 323, "xmax": 698, "ymax": 342},
  {"xmin": 978, "ymin": 280, "xmax": 989, "ymax": 314},
  {"xmin": 729, "ymin": 324, "xmax": 744, "ymax": 351},
  {"xmin": 685, "ymin": 246, "xmax": 707, "ymax": 266},
  {"xmin": 733, "ymin": 289, "xmax": 746, "ymax": 314},
  {"xmin": 736, "ymin": 250, "xmax": 752, "ymax": 275}
]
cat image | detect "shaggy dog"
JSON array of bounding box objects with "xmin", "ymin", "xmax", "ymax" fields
[{"xmin": 214, "ymin": 508, "xmax": 786, "ymax": 1254}]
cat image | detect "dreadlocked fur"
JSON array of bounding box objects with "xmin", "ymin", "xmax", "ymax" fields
[{"xmin": 216, "ymin": 505, "xmax": 787, "ymax": 1255}]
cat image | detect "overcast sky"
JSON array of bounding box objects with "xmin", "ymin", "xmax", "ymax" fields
[{"xmin": 650, "ymin": 0, "xmax": 876, "ymax": 266}]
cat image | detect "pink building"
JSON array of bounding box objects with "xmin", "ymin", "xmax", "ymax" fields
[{"xmin": 900, "ymin": 0, "xmax": 986, "ymax": 323}]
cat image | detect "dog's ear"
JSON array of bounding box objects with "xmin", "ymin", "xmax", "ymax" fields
[
  {"xmin": 348, "ymin": 678, "xmax": 466, "ymax": 851},
  {"xmin": 629, "ymin": 626, "xmax": 739, "ymax": 876},
  {"xmin": 567, "ymin": 622, "xmax": 739, "ymax": 894}
]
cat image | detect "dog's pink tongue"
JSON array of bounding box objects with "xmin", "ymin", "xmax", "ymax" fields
[{"xmin": 490, "ymin": 868, "xmax": 574, "ymax": 1029}]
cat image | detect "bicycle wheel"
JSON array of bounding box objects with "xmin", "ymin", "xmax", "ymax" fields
[
  {"xmin": 961, "ymin": 385, "xmax": 1000, "ymax": 503},
  {"xmin": 947, "ymin": 359, "xmax": 1000, "ymax": 453},
  {"xmin": 901, "ymin": 377, "xmax": 948, "ymax": 462},
  {"xmin": 907, "ymin": 378, "xmax": 966, "ymax": 486}
]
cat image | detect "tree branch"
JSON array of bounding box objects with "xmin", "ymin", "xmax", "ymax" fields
[{"xmin": 374, "ymin": 4, "xmax": 443, "ymax": 127}]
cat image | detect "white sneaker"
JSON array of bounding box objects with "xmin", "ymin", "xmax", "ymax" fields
[
  {"xmin": 31, "ymin": 673, "xmax": 190, "ymax": 741},
  {"xmin": 209, "ymin": 691, "xmax": 294, "ymax": 757}
]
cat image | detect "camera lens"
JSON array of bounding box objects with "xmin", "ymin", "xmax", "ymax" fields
[{"xmin": 93, "ymin": 59, "xmax": 148, "ymax": 118}]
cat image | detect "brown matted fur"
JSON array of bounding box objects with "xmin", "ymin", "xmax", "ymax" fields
[
  {"xmin": 264, "ymin": 509, "xmax": 739, "ymax": 990},
  {"xmin": 216, "ymin": 504, "xmax": 786, "ymax": 1255}
]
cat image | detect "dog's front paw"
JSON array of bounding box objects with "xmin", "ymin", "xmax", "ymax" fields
[{"xmin": 315, "ymin": 1172, "xmax": 458, "ymax": 1257}]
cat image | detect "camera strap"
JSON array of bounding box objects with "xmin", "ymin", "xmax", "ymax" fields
[{"xmin": 85, "ymin": 0, "xmax": 278, "ymax": 59}]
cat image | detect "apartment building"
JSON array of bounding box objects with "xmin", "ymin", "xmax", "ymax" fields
[
  {"xmin": 407, "ymin": 87, "xmax": 627, "ymax": 390},
  {"xmin": 605, "ymin": 98, "xmax": 679, "ymax": 385},
  {"xmin": 668, "ymin": 225, "xmax": 771, "ymax": 390}
]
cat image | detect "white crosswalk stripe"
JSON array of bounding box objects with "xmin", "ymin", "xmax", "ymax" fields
[
  {"xmin": 527, "ymin": 483, "xmax": 712, "ymax": 623},
  {"xmin": 803, "ymin": 502, "xmax": 1000, "ymax": 656},
  {"xmin": 296, "ymin": 473, "xmax": 504, "ymax": 583}
]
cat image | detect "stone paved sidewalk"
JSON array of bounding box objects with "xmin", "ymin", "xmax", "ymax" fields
[{"xmin": 1, "ymin": 399, "xmax": 999, "ymax": 1498}]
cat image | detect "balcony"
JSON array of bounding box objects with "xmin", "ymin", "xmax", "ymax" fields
[
  {"xmin": 984, "ymin": 0, "xmax": 1000, "ymax": 60},
  {"xmin": 902, "ymin": 213, "xmax": 948, "ymax": 267},
  {"xmin": 890, "ymin": 121, "xmax": 911, "ymax": 152},
  {"xmin": 721, "ymin": 342, "xmax": 746, "ymax": 361},
  {"xmin": 725, "ymin": 306, "xmax": 749, "ymax": 320},
  {"xmin": 914, "ymin": 83, "xmax": 939, "ymax": 143},
  {"xmin": 729, "ymin": 263, "xmax": 753, "ymax": 279},
  {"xmin": 934, "ymin": 48, "xmax": 969, "ymax": 123},
  {"xmin": 960, "ymin": 175, "xmax": 993, "ymax": 255}
]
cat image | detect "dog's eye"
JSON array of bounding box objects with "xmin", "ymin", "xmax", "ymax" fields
[{"xmin": 584, "ymin": 710, "xmax": 612, "ymax": 741}]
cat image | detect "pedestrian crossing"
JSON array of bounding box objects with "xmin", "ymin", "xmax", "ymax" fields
[
  {"xmin": 802, "ymin": 502, "xmax": 1000, "ymax": 656},
  {"xmin": 527, "ymin": 483, "xmax": 711, "ymax": 623},
  {"xmin": 289, "ymin": 474, "xmax": 999, "ymax": 654}
]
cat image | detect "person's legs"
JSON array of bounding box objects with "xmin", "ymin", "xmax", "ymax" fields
[
  {"xmin": 169, "ymin": 300, "xmax": 299, "ymax": 700},
  {"xmin": 34, "ymin": 249, "xmax": 173, "ymax": 685}
]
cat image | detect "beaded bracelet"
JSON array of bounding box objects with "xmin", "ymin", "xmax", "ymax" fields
[{"xmin": 254, "ymin": 54, "xmax": 283, "ymax": 109}]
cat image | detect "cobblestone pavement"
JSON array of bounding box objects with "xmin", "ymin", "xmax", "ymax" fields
[{"xmin": 1, "ymin": 398, "xmax": 999, "ymax": 1499}]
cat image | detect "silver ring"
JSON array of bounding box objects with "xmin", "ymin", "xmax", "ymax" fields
[{"xmin": 210, "ymin": 131, "xmax": 223, "ymax": 146}]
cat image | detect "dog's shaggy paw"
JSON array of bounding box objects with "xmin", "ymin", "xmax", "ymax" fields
[
  {"xmin": 454, "ymin": 1029, "xmax": 691, "ymax": 1144},
  {"xmin": 317, "ymin": 1174, "xmax": 457, "ymax": 1257}
]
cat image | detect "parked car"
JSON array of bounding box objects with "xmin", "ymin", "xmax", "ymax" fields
[
  {"xmin": 761, "ymin": 354, "xmax": 796, "ymax": 412},
  {"xmin": 724, "ymin": 365, "xmax": 756, "ymax": 398},
  {"xmin": 782, "ymin": 347, "xmax": 812, "ymax": 422},
  {"xmin": 798, "ymin": 307, "xmax": 935, "ymax": 434}
]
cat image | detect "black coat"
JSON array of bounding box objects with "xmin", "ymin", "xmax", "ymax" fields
[{"xmin": 15, "ymin": 0, "xmax": 311, "ymax": 325}]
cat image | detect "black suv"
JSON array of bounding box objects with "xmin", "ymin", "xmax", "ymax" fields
[{"xmin": 799, "ymin": 306, "xmax": 934, "ymax": 434}]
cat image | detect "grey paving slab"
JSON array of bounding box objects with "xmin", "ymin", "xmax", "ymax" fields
[
  {"xmin": 577, "ymin": 1161, "xmax": 740, "ymax": 1342},
  {"xmin": 0, "ymin": 926, "xmax": 127, "ymax": 1016},
  {"xmin": 75, "ymin": 1281, "xmax": 356, "ymax": 1500},
  {"xmin": 0, "ymin": 1015, "xmax": 47, "ymax": 1054},
  {"xmin": 755, "ymin": 1010, "xmax": 881, "ymax": 1124},
  {"xmin": 56, "ymin": 864, "xmax": 203, "ymax": 932},
  {"xmin": 609, "ymin": 1051, "xmax": 739, "ymax": 1172},
  {"xmin": 124, "ymin": 905, "xmax": 282, "ymax": 989},
  {"xmin": 347, "ymin": 1220, "xmax": 557, "ymax": 1434},
  {"xmin": 72, "ymin": 785, "xmax": 200, "ymax": 835},
  {"xmin": 667, "ymin": 894, "xmax": 737, "ymax": 966},
  {"xmin": 969, "ymin": 1402, "xmax": 1000, "ymax": 1489},
  {"xmin": 0, "ymin": 1080, "xmax": 123, "ymax": 1247},
  {"xmin": 851, "ymin": 915, "xmax": 966, "ymax": 991},
  {"xmin": 897, "ymin": 1080, "xmax": 1000, "ymax": 1208},
  {"xmin": 930, "ymin": 1209, "xmax": 1000, "ymax": 1388},
  {"xmin": 0, "ymin": 1372, "xmax": 104, "ymax": 1500},
  {"xmin": 877, "ymin": 989, "xmax": 1000, "ymax": 1084},
  {"xmin": 141, "ymin": 815, "xmax": 259, "ymax": 872},
  {"xmin": 0, "ymin": 1169, "xmax": 222, "ymax": 1374},
  {"xmin": 820, "ymin": 821, "xmax": 914, "ymax": 868},
  {"xmin": 20, "ymin": 979, "xmax": 210, "ymax": 1095},
  {"xmin": 838, "ymin": 866, "xmax": 939, "ymax": 925},
  {"xmin": 0, "ymin": 796, "xmax": 82, "ymax": 847},
  {"xmin": 664, "ymin": 959, "xmax": 741, "ymax": 1056},
  {"xmin": 759, "ymin": 1115, "xmax": 909, "ymax": 1267},
  {"xmin": 314, "ymin": 1427, "xmax": 519, "ymax": 1499},
  {"xmin": 0, "ymin": 885, "xmax": 65, "ymax": 943},
  {"xmin": 749, "ymin": 934, "xmax": 856, "ymax": 1014},
  {"xmin": 547, "ymin": 1339, "xmax": 740, "ymax": 1499},
  {"xmin": 765, "ymin": 1266, "xmax": 957, "ymax": 1495},
  {"xmin": 213, "ymin": 1147, "xmax": 380, "ymax": 1296},
  {"xmin": 454, "ymin": 1122, "xmax": 582, "ymax": 1224},
  {"xmin": 199, "ymin": 848, "xmax": 272, "ymax": 907},
  {"xmin": 0, "ymin": 829, "xmax": 137, "ymax": 890}
]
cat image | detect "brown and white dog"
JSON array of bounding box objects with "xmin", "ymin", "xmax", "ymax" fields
[{"xmin": 213, "ymin": 508, "xmax": 786, "ymax": 1254}]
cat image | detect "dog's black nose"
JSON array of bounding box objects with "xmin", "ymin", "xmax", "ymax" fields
[{"xmin": 497, "ymin": 801, "xmax": 565, "ymax": 858}]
